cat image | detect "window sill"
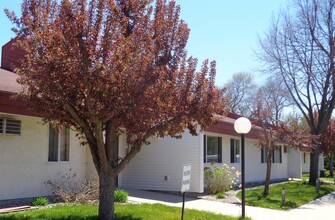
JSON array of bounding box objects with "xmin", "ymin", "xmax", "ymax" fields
[{"xmin": 0, "ymin": 133, "xmax": 21, "ymax": 136}]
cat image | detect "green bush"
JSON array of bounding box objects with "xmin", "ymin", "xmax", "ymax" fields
[
  {"xmin": 114, "ymin": 189, "xmax": 128, "ymax": 203},
  {"xmin": 215, "ymin": 192, "xmax": 225, "ymax": 199},
  {"xmin": 204, "ymin": 163, "xmax": 240, "ymax": 194},
  {"xmin": 32, "ymin": 197, "xmax": 49, "ymax": 206}
]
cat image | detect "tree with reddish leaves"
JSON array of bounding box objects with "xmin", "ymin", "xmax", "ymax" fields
[
  {"xmin": 251, "ymin": 90, "xmax": 279, "ymax": 196},
  {"xmin": 321, "ymin": 118, "xmax": 335, "ymax": 176},
  {"xmin": 5, "ymin": 0, "xmax": 225, "ymax": 219},
  {"xmin": 252, "ymin": 90, "xmax": 312, "ymax": 196}
]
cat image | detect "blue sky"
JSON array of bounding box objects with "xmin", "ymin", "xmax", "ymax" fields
[{"xmin": 0, "ymin": 0, "xmax": 288, "ymax": 86}]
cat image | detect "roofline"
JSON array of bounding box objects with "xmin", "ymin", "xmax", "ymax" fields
[{"xmin": 0, "ymin": 91, "xmax": 35, "ymax": 117}]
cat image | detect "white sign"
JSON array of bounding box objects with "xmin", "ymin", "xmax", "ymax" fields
[{"xmin": 181, "ymin": 164, "xmax": 191, "ymax": 192}]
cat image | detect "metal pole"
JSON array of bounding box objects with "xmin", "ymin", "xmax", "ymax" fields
[
  {"xmin": 181, "ymin": 192, "xmax": 186, "ymax": 220},
  {"xmin": 241, "ymin": 133, "xmax": 245, "ymax": 219},
  {"xmin": 282, "ymin": 187, "xmax": 286, "ymax": 206}
]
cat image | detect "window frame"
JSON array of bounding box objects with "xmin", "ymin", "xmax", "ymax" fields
[
  {"xmin": 203, "ymin": 135, "xmax": 222, "ymax": 163},
  {"xmin": 48, "ymin": 124, "xmax": 70, "ymax": 163}
]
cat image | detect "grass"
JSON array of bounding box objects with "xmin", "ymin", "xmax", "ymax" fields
[
  {"xmin": 237, "ymin": 180, "xmax": 335, "ymax": 210},
  {"xmin": 0, "ymin": 203, "xmax": 246, "ymax": 220},
  {"xmin": 302, "ymin": 173, "xmax": 335, "ymax": 183}
]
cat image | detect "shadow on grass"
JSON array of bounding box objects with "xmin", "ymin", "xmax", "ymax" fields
[
  {"xmin": 0, "ymin": 215, "xmax": 95, "ymax": 220},
  {"xmin": 245, "ymin": 192, "xmax": 298, "ymax": 210},
  {"xmin": 0, "ymin": 214, "xmax": 142, "ymax": 220},
  {"xmin": 281, "ymin": 201, "xmax": 298, "ymax": 209}
]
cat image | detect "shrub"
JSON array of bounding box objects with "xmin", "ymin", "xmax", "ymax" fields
[
  {"xmin": 215, "ymin": 192, "xmax": 225, "ymax": 199},
  {"xmin": 45, "ymin": 170, "xmax": 99, "ymax": 204},
  {"xmin": 204, "ymin": 163, "xmax": 240, "ymax": 194},
  {"xmin": 32, "ymin": 197, "xmax": 48, "ymax": 206},
  {"xmin": 114, "ymin": 189, "xmax": 128, "ymax": 203}
]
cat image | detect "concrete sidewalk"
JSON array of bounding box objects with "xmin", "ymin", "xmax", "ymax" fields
[{"xmin": 126, "ymin": 188, "xmax": 335, "ymax": 220}]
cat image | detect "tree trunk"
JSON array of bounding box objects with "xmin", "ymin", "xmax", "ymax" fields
[
  {"xmin": 263, "ymin": 149, "xmax": 272, "ymax": 196},
  {"xmin": 329, "ymin": 155, "xmax": 334, "ymax": 177},
  {"xmin": 98, "ymin": 170, "xmax": 116, "ymax": 220},
  {"xmin": 309, "ymin": 147, "xmax": 320, "ymax": 185}
]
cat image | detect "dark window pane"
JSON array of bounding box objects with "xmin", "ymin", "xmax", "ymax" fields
[
  {"xmin": 231, "ymin": 139, "xmax": 240, "ymax": 163},
  {"xmin": 60, "ymin": 128, "xmax": 70, "ymax": 161},
  {"xmin": 0, "ymin": 118, "xmax": 4, "ymax": 133},
  {"xmin": 48, "ymin": 125, "xmax": 58, "ymax": 162},
  {"xmin": 235, "ymin": 140, "xmax": 240, "ymax": 163},
  {"xmin": 261, "ymin": 148, "xmax": 268, "ymax": 163},
  {"xmin": 207, "ymin": 136, "xmax": 218, "ymax": 162},
  {"xmin": 273, "ymin": 146, "xmax": 282, "ymax": 163}
]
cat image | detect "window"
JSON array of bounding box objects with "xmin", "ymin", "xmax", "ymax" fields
[
  {"xmin": 283, "ymin": 146, "xmax": 288, "ymax": 153},
  {"xmin": 230, "ymin": 139, "xmax": 240, "ymax": 163},
  {"xmin": 261, "ymin": 148, "xmax": 267, "ymax": 163},
  {"xmin": 261, "ymin": 146, "xmax": 282, "ymax": 163},
  {"xmin": 203, "ymin": 135, "xmax": 222, "ymax": 163},
  {"xmin": 273, "ymin": 146, "xmax": 282, "ymax": 163},
  {"xmin": 0, "ymin": 118, "xmax": 21, "ymax": 135},
  {"xmin": 48, "ymin": 124, "xmax": 70, "ymax": 162},
  {"xmin": 0, "ymin": 118, "xmax": 3, "ymax": 133}
]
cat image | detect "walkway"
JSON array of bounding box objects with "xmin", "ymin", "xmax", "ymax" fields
[{"xmin": 126, "ymin": 188, "xmax": 335, "ymax": 220}]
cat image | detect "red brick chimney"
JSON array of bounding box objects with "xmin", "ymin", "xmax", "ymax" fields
[{"xmin": 1, "ymin": 38, "xmax": 25, "ymax": 71}]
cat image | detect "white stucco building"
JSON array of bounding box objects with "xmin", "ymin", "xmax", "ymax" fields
[
  {"xmin": 0, "ymin": 39, "xmax": 317, "ymax": 207},
  {"xmin": 0, "ymin": 95, "xmax": 305, "ymax": 205}
]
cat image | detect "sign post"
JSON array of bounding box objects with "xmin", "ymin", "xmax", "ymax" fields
[{"xmin": 181, "ymin": 164, "xmax": 191, "ymax": 220}]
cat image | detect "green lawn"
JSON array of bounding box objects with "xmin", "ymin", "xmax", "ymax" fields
[
  {"xmin": 0, "ymin": 203, "xmax": 245, "ymax": 220},
  {"xmin": 302, "ymin": 173, "xmax": 335, "ymax": 183},
  {"xmin": 237, "ymin": 181, "xmax": 335, "ymax": 210}
]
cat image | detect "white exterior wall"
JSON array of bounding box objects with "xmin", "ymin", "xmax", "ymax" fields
[
  {"xmin": 0, "ymin": 112, "xmax": 304, "ymax": 199},
  {"xmin": 0, "ymin": 114, "xmax": 89, "ymax": 200},
  {"xmin": 288, "ymin": 148, "xmax": 302, "ymax": 178},
  {"xmin": 122, "ymin": 132, "xmax": 203, "ymax": 192},
  {"xmin": 301, "ymin": 152, "xmax": 324, "ymax": 174},
  {"xmin": 319, "ymin": 153, "xmax": 324, "ymax": 171},
  {"xmin": 302, "ymin": 152, "xmax": 310, "ymax": 173},
  {"xmin": 204, "ymin": 132, "xmax": 290, "ymax": 183}
]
